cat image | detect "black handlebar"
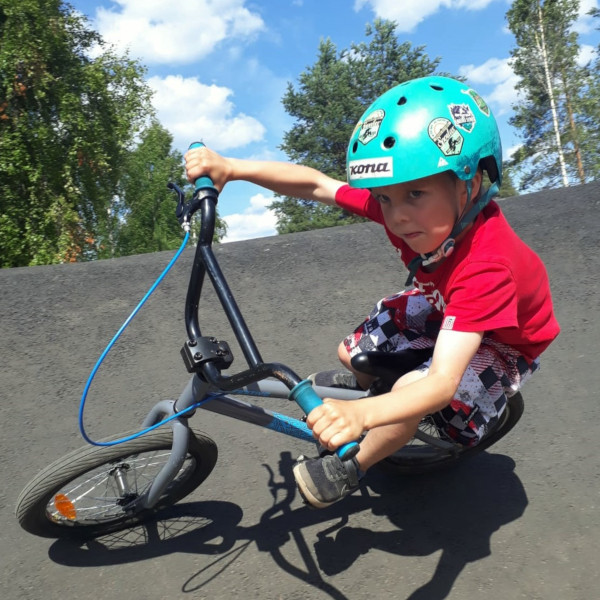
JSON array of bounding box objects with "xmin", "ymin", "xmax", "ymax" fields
[{"xmin": 173, "ymin": 145, "xmax": 303, "ymax": 392}]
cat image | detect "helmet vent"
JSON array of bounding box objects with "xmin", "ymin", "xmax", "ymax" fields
[
  {"xmin": 383, "ymin": 136, "xmax": 396, "ymax": 149},
  {"xmin": 352, "ymin": 141, "xmax": 358, "ymax": 153},
  {"xmin": 397, "ymin": 96, "xmax": 407, "ymax": 106},
  {"xmin": 430, "ymin": 84, "xmax": 444, "ymax": 91}
]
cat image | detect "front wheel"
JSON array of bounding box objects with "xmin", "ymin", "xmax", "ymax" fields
[
  {"xmin": 381, "ymin": 393, "xmax": 524, "ymax": 474},
  {"xmin": 16, "ymin": 427, "xmax": 217, "ymax": 539}
]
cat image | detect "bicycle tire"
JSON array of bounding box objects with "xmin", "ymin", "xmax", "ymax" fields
[
  {"xmin": 16, "ymin": 427, "xmax": 217, "ymax": 539},
  {"xmin": 380, "ymin": 392, "xmax": 524, "ymax": 474}
]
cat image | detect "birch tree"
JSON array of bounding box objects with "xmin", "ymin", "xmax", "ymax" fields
[
  {"xmin": 0, "ymin": 0, "xmax": 152, "ymax": 266},
  {"xmin": 507, "ymin": 0, "xmax": 592, "ymax": 189}
]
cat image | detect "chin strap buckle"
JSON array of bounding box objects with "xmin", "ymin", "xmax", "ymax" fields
[{"xmin": 421, "ymin": 238, "xmax": 455, "ymax": 267}]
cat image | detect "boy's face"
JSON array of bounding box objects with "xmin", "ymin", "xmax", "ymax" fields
[{"xmin": 371, "ymin": 172, "xmax": 476, "ymax": 256}]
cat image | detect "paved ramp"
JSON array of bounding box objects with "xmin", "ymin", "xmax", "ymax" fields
[{"xmin": 1, "ymin": 182, "xmax": 599, "ymax": 599}]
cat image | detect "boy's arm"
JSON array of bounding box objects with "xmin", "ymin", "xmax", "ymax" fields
[
  {"xmin": 307, "ymin": 329, "xmax": 484, "ymax": 450},
  {"xmin": 184, "ymin": 146, "xmax": 344, "ymax": 206}
]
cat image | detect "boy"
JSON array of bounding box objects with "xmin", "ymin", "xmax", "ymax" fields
[{"xmin": 185, "ymin": 76, "xmax": 560, "ymax": 509}]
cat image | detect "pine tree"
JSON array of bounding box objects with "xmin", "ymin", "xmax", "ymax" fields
[{"xmin": 272, "ymin": 19, "xmax": 442, "ymax": 233}]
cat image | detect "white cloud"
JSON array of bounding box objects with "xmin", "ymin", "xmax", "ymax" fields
[
  {"xmin": 94, "ymin": 0, "xmax": 264, "ymax": 64},
  {"xmin": 578, "ymin": 44, "xmax": 597, "ymax": 66},
  {"xmin": 353, "ymin": 0, "xmax": 497, "ymax": 31},
  {"xmin": 222, "ymin": 193, "xmax": 277, "ymax": 242},
  {"xmin": 505, "ymin": 143, "xmax": 522, "ymax": 161},
  {"xmin": 148, "ymin": 75, "xmax": 265, "ymax": 152},
  {"xmin": 460, "ymin": 41, "xmax": 598, "ymax": 118},
  {"xmin": 573, "ymin": 0, "xmax": 599, "ymax": 34},
  {"xmin": 459, "ymin": 58, "xmax": 521, "ymax": 116}
]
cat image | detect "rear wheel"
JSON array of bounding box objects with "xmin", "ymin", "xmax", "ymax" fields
[
  {"xmin": 380, "ymin": 393, "xmax": 524, "ymax": 474},
  {"xmin": 16, "ymin": 428, "xmax": 217, "ymax": 539}
]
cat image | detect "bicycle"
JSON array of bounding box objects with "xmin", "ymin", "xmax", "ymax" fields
[{"xmin": 15, "ymin": 144, "xmax": 524, "ymax": 539}]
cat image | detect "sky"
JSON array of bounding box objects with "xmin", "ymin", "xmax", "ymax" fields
[{"xmin": 68, "ymin": 0, "xmax": 599, "ymax": 243}]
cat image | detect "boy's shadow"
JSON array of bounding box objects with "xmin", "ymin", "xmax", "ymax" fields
[
  {"xmin": 47, "ymin": 451, "xmax": 527, "ymax": 600},
  {"xmin": 314, "ymin": 452, "xmax": 527, "ymax": 599}
]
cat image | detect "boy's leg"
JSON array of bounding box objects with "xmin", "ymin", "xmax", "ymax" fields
[
  {"xmin": 322, "ymin": 290, "xmax": 439, "ymax": 390},
  {"xmin": 352, "ymin": 370, "xmax": 426, "ymax": 470},
  {"xmin": 337, "ymin": 341, "xmax": 376, "ymax": 390},
  {"xmin": 294, "ymin": 290, "xmax": 437, "ymax": 508},
  {"xmin": 294, "ymin": 370, "xmax": 425, "ymax": 508}
]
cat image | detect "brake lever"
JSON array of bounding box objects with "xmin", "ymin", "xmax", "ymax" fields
[{"xmin": 167, "ymin": 182, "xmax": 187, "ymax": 226}]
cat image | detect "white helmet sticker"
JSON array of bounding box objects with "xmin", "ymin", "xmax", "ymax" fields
[
  {"xmin": 428, "ymin": 118, "xmax": 463, "ymax": 156},
  {"xmin": 448, "ymin": 103, "xmax": 476, "ymax": 132},
  {"xmin": 348, "ymin": 157, "xmax": 393, "ymax": 180},
  {"xmin": 358, "ymin": 109, "xmax": 385, "ymax": 144}
]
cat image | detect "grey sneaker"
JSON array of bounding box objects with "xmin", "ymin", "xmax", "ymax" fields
[
  {"xmin": 293, "ymin": 454, "xmax": 361, "ymax": 508},
  {"xmin": 309, "ymin": 370, "xmax": 362, "ymax": 390}
]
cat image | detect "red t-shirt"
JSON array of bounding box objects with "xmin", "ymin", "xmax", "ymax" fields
[{"xmin": 336, "ymin": 185, "xmax": 560, "ymax": 360}]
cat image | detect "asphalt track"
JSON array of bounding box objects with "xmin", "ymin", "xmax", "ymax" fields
[{"xmin": 1, "ymin": 181, "xmax": 599, "ymax": 600}]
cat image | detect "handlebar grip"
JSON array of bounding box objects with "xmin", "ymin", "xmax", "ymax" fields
[
  {"xmin": 188, "ymin": 142, "xmax": 218, "ymax": 193},
  {"xmin": 289, "ymin": 380, "xmax": 360, "ymax": 461}
]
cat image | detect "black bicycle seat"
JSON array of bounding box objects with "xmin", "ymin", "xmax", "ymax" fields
[{"xmin": 350, "ymin": 348, "xmax": 433, "ymax": 387}]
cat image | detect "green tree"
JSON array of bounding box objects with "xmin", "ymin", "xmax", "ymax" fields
[
  {"xmin": 506, "ymin": 0, "xmax": 597, "ymax": 190},
  {"xmin": 114, "ymin": 122, "xmax": 186, "ymax": 256},
  {"xmin": 494, "ymin": 168, "xmax": 519, "ymax": 198},
  {"xmin": 0, "ymin": 0, "xmax": 152, "ymax": 267},
  {"xmin": 577, "ymin": 5, "xmax": 600, "ymax": 182},
  {"xmin": 114, "ymin": 121, "xmax": 226, "ymax": 256},
  {"xmin": 272, "ymin": 19, "xmax": 443, "ymax": 233}
]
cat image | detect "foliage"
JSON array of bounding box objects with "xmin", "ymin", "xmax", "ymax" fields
[
  {"xmin": 493, "ymin": 168, "xmax": 519, "ymax": 198},
  {"xmin": 0, "ymin": 0, "xmax": 153, "ymax": 267},
  {"xmin": 272, "ymin": 19, "xmax": 445, "ymax": 234},
  {"xmin": 113, "ymin": 122, "xmax": 185, "ymax": 256},
  {"xmin": 114, "ymin": 121, "xmax": 226, "ymax": 255},
  {"xmin": 506, "ymin": 0, "xmax": 599, "ymax": 190}
]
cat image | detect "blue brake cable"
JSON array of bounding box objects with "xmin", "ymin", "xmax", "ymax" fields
[{"xmin": 78, "ymin": 231, "xmax": 220, "ymax": 447}]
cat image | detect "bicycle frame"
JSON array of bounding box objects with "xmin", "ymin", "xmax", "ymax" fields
[{"xmin": 137, "ymin": 181, "xmax": 367, "ymax": 509}]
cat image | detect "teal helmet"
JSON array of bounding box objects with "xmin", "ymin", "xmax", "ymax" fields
[{"xmin": 347, "ymin": 76, "xmax": 502, "ymax": 189}]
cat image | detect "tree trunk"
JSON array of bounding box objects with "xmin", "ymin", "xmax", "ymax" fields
[
  {"xmin": 561, "ymin": 70, "xmax": 586, "ymax": 184},
  {"xmin": 536, "ymin": 0, "xmax": 570, "ymax": 187}
]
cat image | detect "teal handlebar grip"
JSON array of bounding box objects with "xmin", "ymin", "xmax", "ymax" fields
[
  {"xmin": 188, "ymin": 142, "xmax": 218, "ymax": 193},
  {"xmin": 289, "ymin": 380, "xmax": 359, "ymax": 461}
]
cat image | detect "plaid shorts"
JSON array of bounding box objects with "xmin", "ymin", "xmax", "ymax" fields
[{"xmin": 343, "ymin": 289, "xmax": 539, "ymax": 446}]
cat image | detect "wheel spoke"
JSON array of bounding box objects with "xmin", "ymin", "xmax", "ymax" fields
[
  {"xmin": 45, "ymin": 449, "xmax": 195, "ymax": 525},
  {"xmin": 17, "ymin": 429, "xmax": 217, "ymax": 538}
]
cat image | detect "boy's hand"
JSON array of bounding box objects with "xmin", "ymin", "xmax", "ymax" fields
[
  {"xmin": 306, "ymin": 398, "xmax": 366, "ymax": 451},
  {"xmin": 184, "ymin": 146, "xmax": 233, "ymax": 191}
]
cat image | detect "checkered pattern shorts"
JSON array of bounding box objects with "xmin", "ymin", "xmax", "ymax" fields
[{"xmin": 343, "ymin": 289, "xmax": 539, "ymax": 446}]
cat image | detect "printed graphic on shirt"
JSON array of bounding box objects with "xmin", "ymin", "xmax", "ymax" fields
[
  {"xmin": 442, "ymin": 315, "xmax": 456, "ymax": 330},
  {"xmin": 463, "ymin": 88, "xmax": 490, "ymax": 116},
  {"xmin": 428, "ymin": 118, "xmax": 463, "ymax": 157},
  {"xmin": 358, "ymin": 109, "xmax": 385, "ymax": 144},
  {"xmin": 348, "ymin": 157, "xmax": 393, "ymax": 180},
  {"xmin": 413, "ymin": 278, "xmax": 447, "ymax": 312},
  {"xmin": 448, "ymin": 103, "xmax": 476, "ymax": 132}
]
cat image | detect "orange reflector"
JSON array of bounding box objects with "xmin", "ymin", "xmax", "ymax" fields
[{"xmin": 54, "ymin": 494, "xmax": 77, "ymax": 520}]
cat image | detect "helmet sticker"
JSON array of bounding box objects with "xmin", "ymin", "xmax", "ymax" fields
[
  {"xmin": 428, "ymin": 118, "xmax": 463, "ymax": 156},
  {"xmin": 358, "ymin": 109, "xmax": 385, "ymax": 144},
  {"xmin": 348, "ymin": 157, "xmax": 393, "ymax": 180},
  {"xmin": 448, "ymin": 103, "xmax": 476, "ymax": 132},
  {"xmin": 463, "ymin": 89, "xmax": 490, "ymax": 116}
]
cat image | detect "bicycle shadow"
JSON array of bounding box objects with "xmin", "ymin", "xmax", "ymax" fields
[{"xmin": 47, "ymin": 450, "xmax": 527, "ymax": 600}]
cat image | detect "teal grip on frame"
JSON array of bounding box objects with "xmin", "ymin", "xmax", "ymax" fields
[
  {"xmin": 289, "ymin": 379, "xmax": 359, "ymax": 461},
  {"xmin": 188, "ymin": 142, "xmax": 218, "ymax": 193}
]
